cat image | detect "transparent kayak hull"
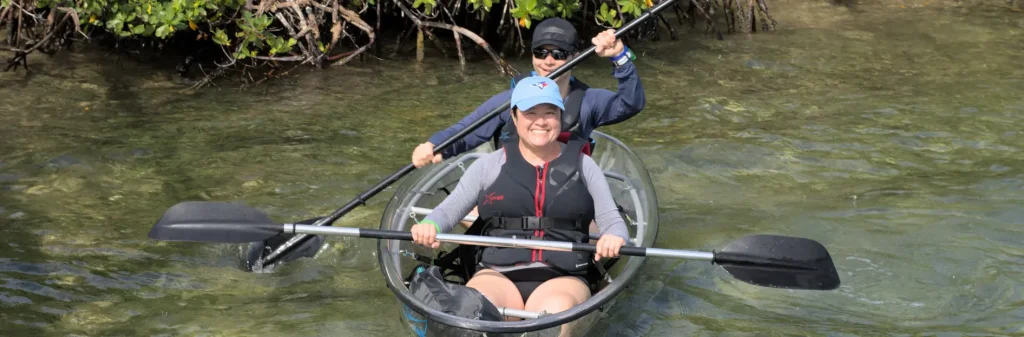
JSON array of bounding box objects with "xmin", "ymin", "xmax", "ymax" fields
[{"xmin": 376, "ymin": 131, "xmax": 660, "ymax": 336}]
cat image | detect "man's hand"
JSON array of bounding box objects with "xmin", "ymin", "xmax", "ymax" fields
[
  {"xmin": 412, "ymin": 142, "xmax": 443, "ymax": 168},
  {"xmin": 592, "ymin": 29, "xmax": 625, "ymax": 58}
]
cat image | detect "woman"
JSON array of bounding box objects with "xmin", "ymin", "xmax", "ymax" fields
[{"xmin": 410, "ymin": 75, "xmax": 629, "ymax": 334}]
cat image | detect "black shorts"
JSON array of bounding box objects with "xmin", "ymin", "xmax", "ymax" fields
[
  {"xmin": 510, "ymin": 277, "xmax": 588, "ymax": 303},
  {"xmin": 499, "ymin": 267, "xmax": 589, "ymax": 303}
]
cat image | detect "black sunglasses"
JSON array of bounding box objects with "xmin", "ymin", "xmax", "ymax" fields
[{"xmin": 532, "ymin": 48, "xmax": 572, "ymax": 60}]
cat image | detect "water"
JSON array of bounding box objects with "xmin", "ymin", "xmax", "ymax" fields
[{"xmin": 2, "ymin": 1, "xmax": 1023, "ymax": 335}]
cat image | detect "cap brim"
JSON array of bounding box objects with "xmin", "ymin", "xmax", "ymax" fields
[
  {"xmin": 532, "ymin": 39, "xmax": 576, "ymax": 53},
  {"xmin": 514, "ymin": 96, "xmax": 565, "ymax": 112}
]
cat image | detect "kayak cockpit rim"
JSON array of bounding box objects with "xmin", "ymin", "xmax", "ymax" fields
[{"xmin": 376, "ymin": 130, "xmax": 659, "ymax": 333}]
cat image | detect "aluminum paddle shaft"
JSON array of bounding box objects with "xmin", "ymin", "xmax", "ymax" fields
[
  {"xmin": 287, "ymin": 224, "xmax": 840, "ymax": 290},
  {"xmin": 289, "ymin": 224, "xmax": 715, "ymax": 260}
]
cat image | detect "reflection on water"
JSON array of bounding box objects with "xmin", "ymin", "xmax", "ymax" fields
[{"xmin": 2, "ymin": 0, "xmax": 1024, "ymax": 335}]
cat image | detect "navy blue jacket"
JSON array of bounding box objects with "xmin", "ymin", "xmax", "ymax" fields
[{"xmin": 427, "ymin": 60, "xmax": 646, "ymax": 159}]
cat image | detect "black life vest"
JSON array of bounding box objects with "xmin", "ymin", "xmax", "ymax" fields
[
  {"xmin": 491, "ymin": 73, "xmax": 591, "ymax": 151},
  {"xmin": 471, "ymin": 133, "xmax": 596, "ymax": 279}
]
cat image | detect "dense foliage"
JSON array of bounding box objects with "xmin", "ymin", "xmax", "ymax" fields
[{"xmin": 2, "ymin": 0, "xmax": 777, "ymax": 84}]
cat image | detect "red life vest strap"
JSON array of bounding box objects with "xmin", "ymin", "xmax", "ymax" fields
[{"xmin": 557, "ymin": 131, "xmax": 592, "ymax": 156}]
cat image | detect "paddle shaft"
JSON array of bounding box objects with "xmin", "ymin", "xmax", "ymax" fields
[
  {"xmin": 287, "ymin": 224, "xmax": 715, "ymax": 261},
  {"xmin": 259, "ymin": 0, "xmax": 680, "ymax": 266}
]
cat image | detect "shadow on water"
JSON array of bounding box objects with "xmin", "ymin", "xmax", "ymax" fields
[{"xmin": 0, "ymin": 198, "xmax": 48, "ymax": 336}]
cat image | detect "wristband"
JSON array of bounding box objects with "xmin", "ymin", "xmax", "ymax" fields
[
  {"xmin": 612, "ymin": 48, "xmax": 629, "ymax": 60},
  {"xmin": 421, "ymin": 219, "xmax": 441, "ymax": 233},
  {"xmin": 611, "ymin": 47, "xmax": 635, "ymax": 67}
]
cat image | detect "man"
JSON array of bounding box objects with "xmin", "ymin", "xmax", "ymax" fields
[{"xmin": 411, "ymin": 17, "xmax": 646, "ymax": 167}]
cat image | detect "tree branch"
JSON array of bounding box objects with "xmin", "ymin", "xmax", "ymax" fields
[{"xmin": 393, "ymin": 0, "xmax": 516, "ymax": 77}]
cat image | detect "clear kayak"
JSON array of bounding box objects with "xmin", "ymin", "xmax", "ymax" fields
[{"xmin": 376, "ymin": 130, "xmax": 660, "ymax": 336}]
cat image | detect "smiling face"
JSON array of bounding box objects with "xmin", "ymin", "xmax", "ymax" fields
[{"xmin": 513, "ymin": 103, "xmax": 562, "ymax": 149}]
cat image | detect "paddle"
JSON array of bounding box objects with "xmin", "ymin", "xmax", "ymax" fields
[
  {"xmin": 149, "ymin": 201, "xmax": 841, "ymax": 290},
  {"xmin": 244, "ymin": 0, "xmax": 683, "ymax": 271}
]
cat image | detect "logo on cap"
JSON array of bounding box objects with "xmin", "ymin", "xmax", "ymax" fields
[{"xmin": 532, "ymin": 81, "xmax": 549, "ymax": 90}]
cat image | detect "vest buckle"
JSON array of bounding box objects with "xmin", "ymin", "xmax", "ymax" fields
[{"xmin": 524, "ymin": 216, "xmax": 541, "ymax": 230}]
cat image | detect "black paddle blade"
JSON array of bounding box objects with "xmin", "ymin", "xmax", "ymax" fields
[
  {"xmin": 148, "ymin": 201, "xmax": 283, "ymax": 243},
  {"xmin": 714, "ymin": 234, "xmax": 840, "ymax": 291},
  {"xmin": 243, "ymin": 217, "xmax": 326, "ymax": 272}
]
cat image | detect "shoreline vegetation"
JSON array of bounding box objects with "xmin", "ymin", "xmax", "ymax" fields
[{"xmin": 0, "ymin": 0, "xmax": 782, "ymax": 87}]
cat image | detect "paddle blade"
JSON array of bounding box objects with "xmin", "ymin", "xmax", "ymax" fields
[
  {"xmin": 714, "ymin": 234, "xmax": 840, "ymax": 291},
  {"xmin": 148, "ymin": 201, "xmax": 282, "ymax": 243}
]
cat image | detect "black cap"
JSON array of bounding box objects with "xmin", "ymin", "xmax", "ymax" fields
[{"xmin": 531, "ymin": 18, "xmax": 579, "ymax": 53}]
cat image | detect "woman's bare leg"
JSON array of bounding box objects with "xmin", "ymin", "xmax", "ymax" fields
[
  {"xmin": 466, "ymin": 269, "xmax": 525, "ymax": 321},
  {"xmin": 523, "ymin": 277, "xmax": 591, "ymax": 336}
]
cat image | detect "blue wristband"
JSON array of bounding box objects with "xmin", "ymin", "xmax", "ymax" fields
[
  {"xmin": 611, "ymin": 48, "xmax": 629, "ymax": 62},
  {"xmin": 611, "ymin": 47, "xmax": 633, "ymax": 67}
]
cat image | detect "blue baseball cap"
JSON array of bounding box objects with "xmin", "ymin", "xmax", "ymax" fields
[{"xmin": 511, "ymin": 76, "xmax": 564, "ymax": 112}]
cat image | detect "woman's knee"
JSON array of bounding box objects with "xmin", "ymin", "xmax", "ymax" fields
[
  {"xmin": 528, "ymin": 293, "xmax": 580, "ymax": 313},
  {"xmin": 466, "ymin": 269, "xmax": 524, "ymax": 312},
  {"xmin": 524, "ymin": 277, "xmax": 591, "ymax": 313}
]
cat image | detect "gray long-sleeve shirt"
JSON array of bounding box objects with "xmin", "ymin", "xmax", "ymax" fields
[{"xmin": 422, "ymin": 145, "xmax": 631, "ymax": 242}]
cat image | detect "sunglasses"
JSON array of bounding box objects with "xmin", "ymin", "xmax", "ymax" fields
[{"xmin": 532, "ymin": 48, "xmax": 572, "ymax": 60}]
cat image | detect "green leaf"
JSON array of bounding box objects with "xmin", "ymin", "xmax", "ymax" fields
[
  {"xmin": 132, "ymin": 24, "xmax": 146, "ymax": 34},
  {"xmin": 237, "ymin": 45, "xmax": 250, "ymax": 59},
  {"xmin": 213, "ymin": 28, "xmax": 229, "ymax": 45}
]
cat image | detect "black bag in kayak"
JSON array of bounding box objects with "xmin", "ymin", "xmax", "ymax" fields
[{"xmin": 408, "ymin": 265, "xmax": 503, "ymax": 321}]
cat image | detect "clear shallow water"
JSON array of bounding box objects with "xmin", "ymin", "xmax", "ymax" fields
[{"xmin": 2, "ymin": 1, "xmax": 1023, "ymax": 336}]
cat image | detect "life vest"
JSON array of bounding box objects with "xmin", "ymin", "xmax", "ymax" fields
[
  {"xmin": 471, "ymin": 132, "xmax": 596, "ymax": 279},
  {"xmin": 492, "ymin": 73, "xmax": 592, "ymax": 155}
]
